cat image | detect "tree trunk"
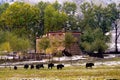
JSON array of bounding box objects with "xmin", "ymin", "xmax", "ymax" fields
[
  {"xmin": 4, "ymin": 57, "xmax": 7, "ymax": 68},
  {"xmin": 69, "ymin": 48, "xmax": 72, "ymax": 65},
  {"xmin": 115, "ymin": 25, "xmax": 118, "ymax": 53},
  {"xmin": 34, "ymin": 37, "xmax": 37, "ymax": 60},
  {"xmin": 49, "ymin": 54, "xmax": 50, "ymax": 62},
  {"xmin": 98, "ymin": 49, "xmax": 104, "ymax": 58}
]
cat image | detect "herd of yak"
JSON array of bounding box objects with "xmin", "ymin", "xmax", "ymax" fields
[
  {"xmin": 14, "ymin": 63, "xmax": 64, "ymax": 70},
  {"xmin": 13, "ymin": 63, "xmax": 94, "ymax": 70}
]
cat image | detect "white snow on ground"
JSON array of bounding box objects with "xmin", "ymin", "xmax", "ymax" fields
[
  {"xmin": 53, "ymin": 56, "xmax": 86, "ymax": 61},
  {"xmin": 95, "ymin": 61, "xmax": 120, "ymax": 66},
  {"xmin": 104, "ymin": 54, "xmax": 116, "ymax": 59},
  {"xmin": 1, "ymin": 61, "xmax": 120, "ymax": 67},
  {"xmin": 0, "ymin": 60, "xmax": 48, "ymax": 66},
  {"xmin": 0, "ymin": 55, "xmax": 120, "ymax": 67}
]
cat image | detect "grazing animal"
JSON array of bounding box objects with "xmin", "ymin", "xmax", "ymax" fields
[
  {"xmin": 14, "ymin": 66, "xmax": 17, "ymax": 70},
  {"xmin": 30, "ymin": 64, "xmax": 34, "ymax": 69},
  {"xmin": 39, "ymin": 64, "xmax": 44, "ymax": 68},
  {"xmin": 24, "ymin": 64, "xmax": 29, "ymax": 69},
  {"xmin": 48, "ymin": 63, "xmax": 54, "ymax": 69},
  {"xmin": 36, "ymin": 64, "xmax": 44, "ymax": 69},
  {"xmin": 36, "ymin": 64, "xmax": 40, "ymax": 69},
  {"xmin": 86, "ymin": 63, "xmax": 94, "ymax": 68},
  {"xmin": 57, "ymin": 64, "xmax": 64, "ymax": 70}
]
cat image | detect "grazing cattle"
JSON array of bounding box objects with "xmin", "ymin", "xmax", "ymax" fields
[
  {"xmin": 36, "ymin": 64, "xmax": 44, "ymax": 69},
  {"xmin": 86, "ymin": 63, "xmax": 94, "ymax": 68},
  {"xmin": 57, "ymin": 64, "xmax": 64, "ymax": 70},
  {"xmin": 24, "ymin": 64, "xmax": 29, "ymax": 69},
  {"xmin": 30, "ymin": 64, "xmax": 34, "ymax": 69},
  {"xmin": 14, "ymin": 66, "xmax": 17, "ymax": 70},
  {"xmin": 36, "ymin": 64, "xmax": 40, "ymax": 69},
  {"xmin": 48, "ymin": 63, "xmax": 54, "ymax": 69},
  {"xmin": 39, "ymin": 64, "xmax": 44, "ymax": 68}
]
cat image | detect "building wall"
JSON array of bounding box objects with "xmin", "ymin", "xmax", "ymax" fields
[
  {"xmin": 36, "ymin": 32, "xmax": 65, "ymax": 53},
  {"xmin": 36, "ymin": 31, "xmax": 81, "ymax": 55}
]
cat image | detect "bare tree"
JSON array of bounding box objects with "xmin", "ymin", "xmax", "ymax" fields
[{"xmin": 113, "ymin": 19, "xmax": 120, "ymax": 53}]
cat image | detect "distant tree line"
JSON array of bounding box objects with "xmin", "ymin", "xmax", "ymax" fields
[{"xmin": 0, "ymin": 1, "xmax": 119, "ymax": 55}]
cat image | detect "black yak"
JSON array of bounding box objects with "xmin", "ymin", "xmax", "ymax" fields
[
  {"xmin": 14, "ymin": 66, "xmax": 17, "ymax": 70},
  {"xmin": 48, "ymin": 63, "xmax": 54, "ymax": 69},
  {"xmin": 39, "ymin": 64, "xmax": 44, "ymax": 68},
  {"xmin": 30, "ymin": 64, "xmax": 34, "ymax": 69},
  {"xmin": 36, "ymin": 64, "xmax": 44, "ymax": 69},
  {"xmin": 86, "ymin": 63, "xmax": 94, "ymax": 68},
  {"xmin": 24, "ymin": 64, "xmax": 29, "ymax": 69},
  {"xmin": 57, "ymin": 64, "xmax": 64, "ymax": 70},
  {"xmin": 36, "ymin": 64, "xmax": 40, "ymax": 69}
]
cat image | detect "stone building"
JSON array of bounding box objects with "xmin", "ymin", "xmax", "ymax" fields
[{"xmin": 36, "ymin": 31, "xmax": 82, "ymax": 55}]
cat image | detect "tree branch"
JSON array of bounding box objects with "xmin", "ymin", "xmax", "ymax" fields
[{"xmin": 117, "ymin": 32, "xmax": 120, "ymax": 40}]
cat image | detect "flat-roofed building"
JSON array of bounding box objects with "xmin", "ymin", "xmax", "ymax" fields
[{"xmin": 36, "ymin": 31, "xmax": 82, "ymax": 55}]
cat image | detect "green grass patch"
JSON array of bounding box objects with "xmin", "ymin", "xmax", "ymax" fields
[{"xmin": 0, "ymin": 66, "xmax": 120, "ymax": 80}]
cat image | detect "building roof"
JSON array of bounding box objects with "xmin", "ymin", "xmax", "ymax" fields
[{"xmin": 47, "ymin": 31, "xmax": 81, "ymax": 34}]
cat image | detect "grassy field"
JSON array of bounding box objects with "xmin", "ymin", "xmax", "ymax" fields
[{"xmin": 0, "ymin": 65, "xmax": 120, "ymax": 80}]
